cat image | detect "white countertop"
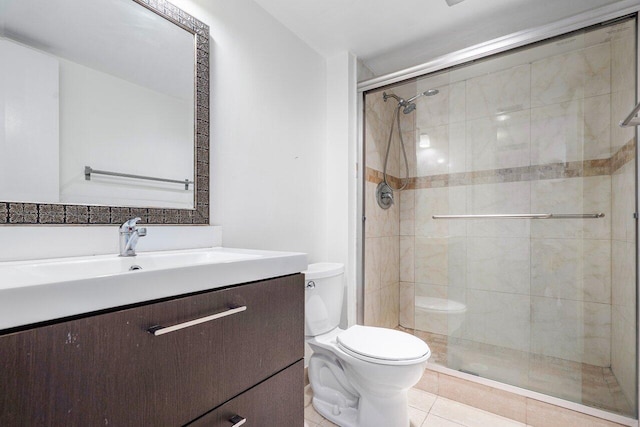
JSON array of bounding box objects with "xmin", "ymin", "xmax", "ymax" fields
[{"xmin": 0, "ymin": 247, "xmax": 307, "ymax": 331}]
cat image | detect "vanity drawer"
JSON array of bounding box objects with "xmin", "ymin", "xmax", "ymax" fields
[
  {"xmin": 188, "ymin": 360, "xmax": 304, "ymax": 427},
  {"xmin": 0, "ymin": 274, "xmax": 304, "ymax": 426}
]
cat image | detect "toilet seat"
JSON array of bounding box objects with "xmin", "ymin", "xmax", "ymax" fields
[{"xmin": 336, "ymin": 325, "xmax": 430, "ymax": 366}]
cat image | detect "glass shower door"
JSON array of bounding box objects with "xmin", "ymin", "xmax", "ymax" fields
[{"xmin": 400, "ymin": 17, "xmax": 638, "ymax": 416}]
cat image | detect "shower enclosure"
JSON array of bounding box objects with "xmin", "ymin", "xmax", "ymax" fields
[{"xmin": 363, "ymin": 16, "xmax": 638, "ymax": 419}]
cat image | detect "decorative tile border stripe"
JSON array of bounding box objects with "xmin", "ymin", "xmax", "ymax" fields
[
  {"xmin": 611, "ymin": 138, "xmax": 636, "ymax": 174},
  {"xmin": 1, "ymin": 0, "xmax": 209, "ymax": 225},
  {"xmin": 367, "ymin": 138, "xmax": 636, "ymax": 189},
  {"xmin": 0, "ymin": 204, "xmax": 207, "ymax": 226},
  {"xmin": 365, "ymin": 169, "xmax": 403, "ymax": 188}
]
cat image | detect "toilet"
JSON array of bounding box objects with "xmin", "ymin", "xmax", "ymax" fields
[
  {"xmin": 304, "ymin": 263, "xmax": 430, "ymax": 427},
  {"xmin": 415, "ymin": 295, "xmax": 467, "ymax": 336}
]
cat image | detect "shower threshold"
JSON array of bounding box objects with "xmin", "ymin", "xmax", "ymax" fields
[{"xmin": 398, "ymin": 326, "xmax": 634, "ymax": 418}]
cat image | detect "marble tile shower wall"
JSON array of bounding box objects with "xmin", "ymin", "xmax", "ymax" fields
[
  {"xmin": 364, "ymin": 21, "xmax": 637, "ymax": 377},
  {"xmin": 364, "ymin": 82, "xmax": 416, "ymax": 328}
]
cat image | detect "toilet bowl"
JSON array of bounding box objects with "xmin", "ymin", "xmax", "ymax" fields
[
  {"xmin": 415, "ymin": 296, "xmax": 467, "ymax": 336},
  {"xmin": 304, "ymin": 263, "xmax": 430, "ymax": 427}
]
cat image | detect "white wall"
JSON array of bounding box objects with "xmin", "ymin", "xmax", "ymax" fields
[
  {"xmin": 0, "ymin": 0, "xmax": 332, "ymax": 264},
  {"xmin": 0, "ymin": 226, "xmax": 222, "ymax": 262},
  {"xmin": 172, "ymin": 0, "xmax": 329, "ymax": 261},
  {"xmin": 326, "ymin": 52, "xmax": 358, "ymax": 326}
]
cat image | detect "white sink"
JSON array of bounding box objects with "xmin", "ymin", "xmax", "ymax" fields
[
  {"xmin": 0, "ymin": 248, "xmax": 266, "ymax": 288},
  {"xmin": 0, "ymin": 247, "xmax": 307, "ymax": 330}
]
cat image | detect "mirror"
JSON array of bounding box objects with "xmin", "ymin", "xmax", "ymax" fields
[{"xmin": 0, "ymin": 0, "xmax": 209, "ymax": 225}]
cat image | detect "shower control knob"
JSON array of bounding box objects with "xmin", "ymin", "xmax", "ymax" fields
[
  {"xmin": 376, "ymin": 182, "xmax": 394, "ymax": 209},
  {"xmin": 306, "ymin": 281, "xmax": 316, "ymax": 289}
]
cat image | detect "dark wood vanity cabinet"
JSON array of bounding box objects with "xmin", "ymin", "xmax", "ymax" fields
[
  {"xmin": 0, "ymin": 274, "xmax": 304, "ymax": 426},
  {"xmin": 188, "ymin": 360, "xmax": 304, "ymax": 427}
]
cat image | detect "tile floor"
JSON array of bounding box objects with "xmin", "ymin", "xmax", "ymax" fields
[
  {"xmin": 304, "ymin": 384, "xmax": 531, "ymax": 427},
  {"xmin": 400, "ymin": 327, "xmax": 633, "ymax": 416}
]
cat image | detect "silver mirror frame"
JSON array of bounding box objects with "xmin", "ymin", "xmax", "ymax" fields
[{"xmin": 0, "ymin": 0, "xmax": 210, "ymax": 225}]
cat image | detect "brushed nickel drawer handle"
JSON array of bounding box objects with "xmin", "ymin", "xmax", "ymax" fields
[
  {"xmin": 229, "ymin": 415, "xmax": 246, "ymax": 426},
  {"xmin": 148, "ymin": 306, "xmax": 247, "ymax": 336}
]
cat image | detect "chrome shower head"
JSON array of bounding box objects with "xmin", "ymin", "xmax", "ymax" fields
[
  {"xmin": 402, "ymin": 103, "xmax": 416, "ymax": 114},
  {"xmin": 383, "ymin": 88, "xmax": 439, "ymax": 114}
]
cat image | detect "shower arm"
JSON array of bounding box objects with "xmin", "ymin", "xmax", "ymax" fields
[
  {"xmin": 384, "ymin": 90, "xmax": 437, "ymax": 105},
  {"xmin": 405, "ymin": 92, "xmax": 428, "ymax": 103},
  {"xmin": 382, "ymin": 92, "xmax": 404, "ymax": 103}
]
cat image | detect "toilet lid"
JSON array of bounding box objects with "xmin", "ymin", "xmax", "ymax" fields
[{"xmin": 336, "ymin": 325, "xmax": 430, "ymax": 364}]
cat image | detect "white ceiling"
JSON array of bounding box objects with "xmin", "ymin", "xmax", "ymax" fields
[{"xmin": 252, "ymin": 0, "xmax": 627, "ymax": 77}]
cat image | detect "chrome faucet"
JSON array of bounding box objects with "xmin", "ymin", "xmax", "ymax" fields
[{"xmin": 119, "ymin": 217, "xmax": 147, "ymax": 257}]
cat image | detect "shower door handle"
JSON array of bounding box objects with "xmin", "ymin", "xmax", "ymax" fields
[
  {"xmin": 620, "ymin": 101, "xmax": 640, "ymax": 127},
  {"xmin": 432, "ymin": 213, "xmax": 605, "ymax": 219}
]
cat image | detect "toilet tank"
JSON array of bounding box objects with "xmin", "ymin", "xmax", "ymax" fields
[{"xmin": 303, "ymin": 262, "xmax": 344, "ymax": 337}]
